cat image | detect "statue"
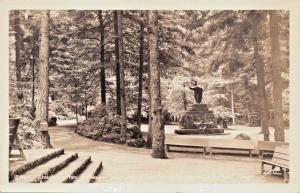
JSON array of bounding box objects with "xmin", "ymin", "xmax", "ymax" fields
[
  {"xmin": 189, "ymin": 80, "xmax": 203, "ymax": 103},
  {"xmin": 176, "ymin": 80, "xmax": 223, "ymax": 135}
]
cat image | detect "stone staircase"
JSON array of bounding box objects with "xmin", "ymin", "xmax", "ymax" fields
[{"xmin": 9, "ymin": 149, "xmax": 103, "ymax": 183}]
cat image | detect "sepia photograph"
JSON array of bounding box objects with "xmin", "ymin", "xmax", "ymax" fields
[{"xmin": 1, "ymin": 1, "xmax": 300, "ymax": 192}]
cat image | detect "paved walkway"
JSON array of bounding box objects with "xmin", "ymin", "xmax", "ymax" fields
[{"xmin": 47, "ymin": 122, "xmax": 283, "ymax": 184}]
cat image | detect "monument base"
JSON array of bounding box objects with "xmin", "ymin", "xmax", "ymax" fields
[{"xmin": 179, "ymin": 104, "xmax": 217, "ymax": 129}]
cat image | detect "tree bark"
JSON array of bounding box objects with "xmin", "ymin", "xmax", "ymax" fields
[
  {"xmin": 113, "ymin": 11, "xmax": 121, "ymax": 115},
  {"xmin": 269, "ymin": 11, "xmax": 285, "ymax": 141},
  {"xmin": 149, "ymin": 11, "xmax": 167, "ymax": 159},
  {"xmin": 182, "ymin": 83, "xmax": 187, "ymax": 111},
  {"xmin": 252, "ymin": 12, "xmax": 270, "ymax": 141},
  {"xmin": 137, "ymin": 11, "xmax": 145, "ymax": 129},
  {"xmin": 35, "ymin": 10, "xmax": 52, "ymax": 148},
  {"xmin": 98, "ymin": 10, "xmax": 106, "ymax": 105},
  {"xmin": 146, "ymin": 11, "xmax": 153, "ymax": 148},
  {"xmin": 117, "ymin": 11, "xmax": 127, "ymax": 142},
  {"xmin": 9, "ymin": 15, "xmax": 18, "ymax": 115},
  {"xmin": 14, "ymin": 10, "xmax": 22, "ymax": 82},
  {"xmin": 75, "ymin": 81, "xmax": 78, "ymax": 124},
  {"xmin": 14, "ymin": 10, "xmax": 24, "ymax": 102},
  {"xmin": 230, "ymin": 85, "xmax": 236, "ymax": 125},
  {"xmin": 244, "ymin": 77, "xmax": 254, "ymax": 115},
  {"xmin": 31, "ymin": 29, "xmax": 38, "ymax": 111},
  {"xmin": 85, "ymin": 91, "xmax": 88, "ymax": 120}
]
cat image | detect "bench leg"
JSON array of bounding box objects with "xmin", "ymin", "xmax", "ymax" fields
[
  {"xmin": 165, "ymin": 145, "xmax": 169, "ymax": 152},
  {"xmin": 261, "ymin": 162, "xmax": 265, "ymax": 174},
  {"xmin": 203, "ymin": 147, "xmax": 207, "ymax": 155},
  {"xmin": 9, "ymin": 146, "xmax": 12, "ymax": 158},
  {"xmin": 15, "ymin": 136, "xmax": 26, "ymax": 160},
  {"xmin": 260, "ymin": 151, "xmax": 264, "ymax": 159},
  {"xmin": 210, "ymin": 147, "xmax": 213, "ymax": 156},
  {"xmin": 283, "ymin": 169, "xmax": 289, "ymax": 183},
  {"xmin": 272, "ymin": 165, "xmax": 276, "ymax": 170},
  {"xmin": 249, "ymin": 150, "xmax": 252, "ymax": 158},
  {"xmin": 9, "ymin": 137, "xmax": 15, "ymax": 158},
  {"xmin": 19, "ymin": 148, "xmax": 26, "ymax": 160},
  {"xmin": 280, "ymin": 167, "xmax": 284, "ymax": 175}
]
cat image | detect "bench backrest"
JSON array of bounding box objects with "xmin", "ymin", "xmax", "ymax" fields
[
  {"xmin": 257, "ymin": 141, "xmax": 289, "ymax": 151},
  {"xmin": 9, "ymin": 118, "xmax": 20, "ymax": 143},
  {"xmin": 165, "ymin": 136, "xmax": 208, "ymax": 146},
  {"xmin": 166, "ymin": 136, "xmax": 256, "ymax": 149},
  {"xmin": 207, "ymin": 138, "xmax": 256, "ymax": 150},
  {"xmin": 271, "ymin": 145, "xmax": 289, "ymax": 168},
  {"xmin": 165, "ymin": 135, "xmax": 288, "ymax": 154}
]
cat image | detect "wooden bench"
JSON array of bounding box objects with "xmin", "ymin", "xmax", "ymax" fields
[
  {"xmin": 257, "ymin": 141, "xmax": 289, "ymax": 159},
  {"xmin": 9, "ymin": 118, "xmax": 26, "ymax": 160},
  {"xmin": 207, "ymin": 139, "xmax": 256, "ymax": 157},
  {"xmin": 261, "ymin": 145, "xmax": 289, "ymax": 183},
  {"xmin": 165, "ymin": 136, "xmax": 208, "ymax": 155}
]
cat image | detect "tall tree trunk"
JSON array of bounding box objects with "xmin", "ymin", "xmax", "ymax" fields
[
  {"xmin": 98, "ymin": 10, "xmax": 106, "ymax": 105},
  {"xmin": 252, "ymin": 12, "xmax": 270, "ymax": 141},
  {"xmin": 146, "ymin": 11, "xmax": 153, "ymax": 148},
  {"xmin": 35, "ymin": 10, "xmax": 52, "ymax": 148},
  {"xmin": 137, "ymin": 11, "xmax": 145, "ymax": 129},
  {"xmin": 230, "ymin": 85, "xmax": 236, "ymax": 125},
  {"xmin": 85, "ymin": 91, "xmax": 88, "ymax": 120},
  {"xmin": 113, "ymin": 11, "xmax": 121, "ymax": 115},
  {"xmin": 182, "ymin": 83, "xmax": 187, "ymax": 111},
  {"xmin": 9, "ymin": 15, "xmax": 18, "ymax": 115},
  {"xmin": 117, "ymin": 11, "xmax": 127, "ymax": 142},
  {"xmin": 149, "ymin": 11, "xmax": 167, "ymax": 159},
  {"xmin": 14, "ymin": 10, "xmax": 22, "ymax": 82},
  {"xmin": 244, "ymin": 77, "xmax": 254, "ymax": 116},
  {"xmin": 31, "ymin": 29, "xmax": 38, "ymax": 111},
  {"xmin": 228, "ymin": 34, "xmax": 237, "ymax": 125},
  {"xmin": 269, "ymin": 11, "xmax": 285, "ymax": 142},
  {"xmin": 14, "ymin": 10, "xmax": 24, "ymax": 102},
  {"xmin": 75, "ymin": 81, "xmax": 78, "ymax": 124}
]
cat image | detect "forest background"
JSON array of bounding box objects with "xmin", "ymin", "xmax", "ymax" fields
[{"xmin": 8, "ymin": 10, "xmax": 289, "ymax": 152}]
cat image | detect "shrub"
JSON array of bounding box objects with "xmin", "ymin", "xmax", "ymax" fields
[
  {"xmin": 234, "ymin": 133, "xmax": 252, "ymax": 140},
  {"xmin": 75, "ymin": 105, "xmax": 145, "ymax": 148}
]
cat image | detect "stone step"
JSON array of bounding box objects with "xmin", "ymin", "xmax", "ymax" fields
[
  {"xmin": 47, "ymin": 156, "xmax": 91, "ymax": 183},
  {"xmin": 12, "ymin": 153, "xmax": 78, "ymax": 183},
  {"xmin": 9, "ymin": 149, "xmax": 64, "ymax": 182},
  {"xmin": 76, "ymin": 161, "xmax": 103, "ymax": 183},
  {"xmin": 188, "ymin": 104, "xmax": 208, "ymax": 111}
]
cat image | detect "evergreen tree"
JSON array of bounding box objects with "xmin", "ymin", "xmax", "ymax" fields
[
  {"xmin": 149, "ymin": 10, "xmax": 167, "ymax": 159},
  {"xmin": 270, "ymin": 10, "xmax": 285, "ymax": 141},
  {"xmin": 251, "ymin": 11, "xmax": 270, "ymax": 141},
  {"xmin": 137, "ymin": 11, "xmax": 145, "ymax": 129},
  {"xmin": 14, "ymin": 10, "xmax": 22, "ymax": 82},
  {"xmin": 35, "ymin": 10, "xmax": 52, "ymax": 148},
  {"xmin": 146, "ymin": 11, "xmax": 153, "ymax": 148},
  {"xmin": 98, "ymin": 10, "xmax": 106, "ymax": 105},
  {"xmin": 114, "ymin": 11, "xmax": 121, "ymax": 115},
  {"xmin": 117, "ymin": 10, "xmax": 128, "ymax": 142}
]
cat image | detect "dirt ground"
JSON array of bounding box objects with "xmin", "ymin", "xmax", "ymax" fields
[
  {"xmin": 57, "ymin": 119, "xmax": 290, "ymax": 142},
  {"xmin": 40, "ymin": 120, "xmax": 286, "ymax": 184}
]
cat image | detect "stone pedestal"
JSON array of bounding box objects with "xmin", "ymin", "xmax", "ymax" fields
[{"xmin": 179, "ymin": 104, "xmax": 216, "ymax": 129}]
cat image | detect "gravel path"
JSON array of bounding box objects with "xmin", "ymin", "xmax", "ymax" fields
[{"xmin": 46, "ymin": 122, "xmax": 284, "ymax": 184}]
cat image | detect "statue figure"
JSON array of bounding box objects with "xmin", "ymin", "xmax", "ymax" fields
[{"xmin": 189, "ymin": 80, "xmax": 203, "ymax": 103}]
